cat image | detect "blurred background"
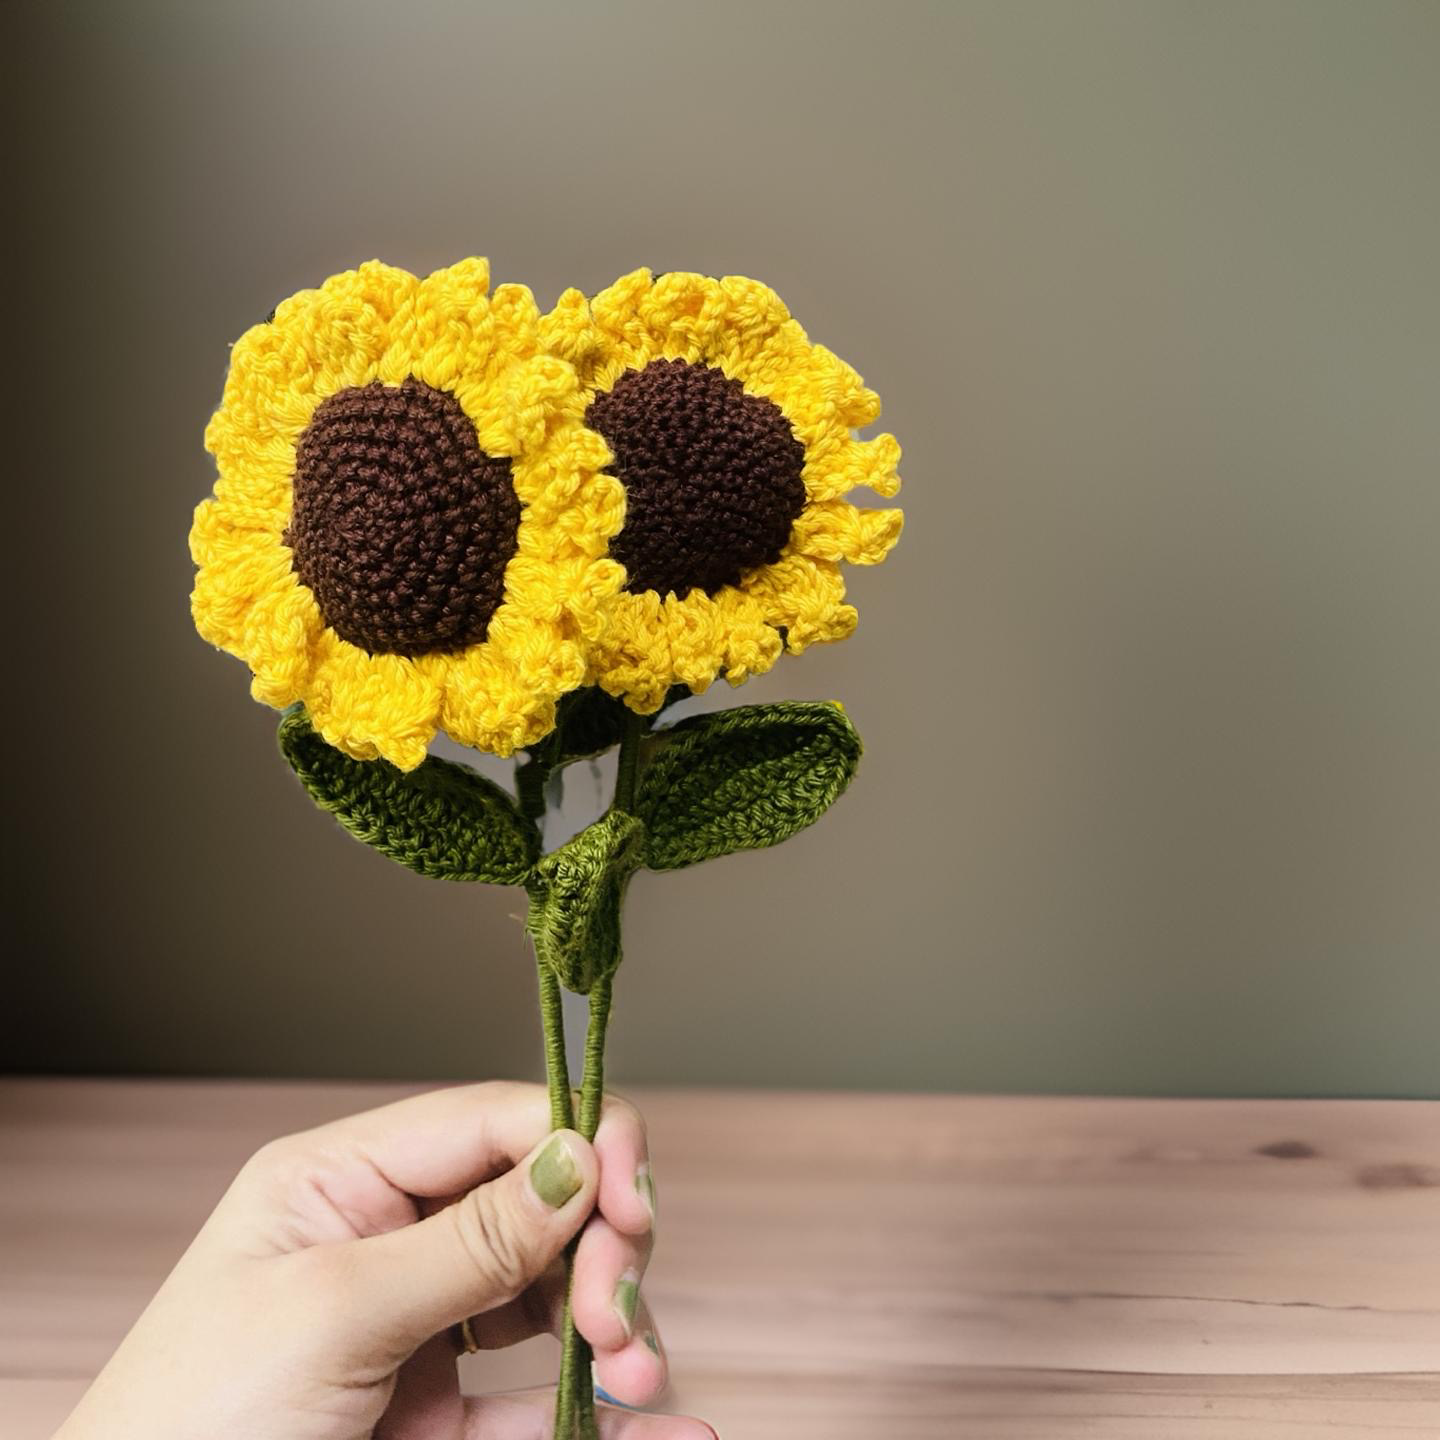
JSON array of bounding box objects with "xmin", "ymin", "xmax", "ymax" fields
[{"xmin": 5, "ymin": 0, "xmax": 1437, "ymax": 1096}]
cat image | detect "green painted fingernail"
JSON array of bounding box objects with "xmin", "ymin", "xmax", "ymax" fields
[
  {"xmin": 635, "ymin": 1162, "xmax": 656, "ymax": 1223},
  {"xmin": 613, "ymin": 1270, "xmax": 640, "ymax": 1336},
  {"xmin": 531, "ymin": 1134, "xmax": 582, "ymax": 1209},
  {"xmin": 643, "ymin": 1330, "xmax": 661, "ymax": 1356}
]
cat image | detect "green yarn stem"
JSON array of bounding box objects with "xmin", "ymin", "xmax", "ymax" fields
[
  {"xmin": 552, "ymin": 715, "xmax": 639, "ymax": 1440},
  {"xmin": 557, "ymin": 971, "xmax": 613, "ymax": 1440},
  {"xmin": 614, "ymin": 707, "xmax": 645, "ymax": 813},
  {"xmin": 577, "ymin": 973, "xmax": 612, "ymax": 1140},
  {"xmin": 555, "ymin": 1274, "xmax": 583, "ymax": 1439},
  {"xmin": 516, "ymin": 758, "xmax": 549, "ymax": 826},
  {"xmin": 518, "ymin": 701, "xmax": 564, "ymax": 826},
  {"xmin": 536, "ymin": 957, "xmax": 574, "ymax": 1133},
  {"xmin": 538, "ymin": 949, "xmax": 583, "ymax": 1440}
]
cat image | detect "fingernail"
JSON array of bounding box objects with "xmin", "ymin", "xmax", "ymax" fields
[
  {"xmin": 634, "ymin": 1161, "xmax": 656, "ymax": 1225},
  {"xmin": 613, "ymin": 1269, "xmax": 640, "ymax": 1336},
  {"xmin": 531, "ymin": 1133, "xmax": 582, "ymax": 1209},
  {"xmin": 642, "ymin": 1329, "xmax": 662, "ymax": 1356}
]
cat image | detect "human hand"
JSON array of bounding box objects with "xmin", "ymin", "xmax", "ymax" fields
[{"xmin": 54, "ymin": 1083, "xmax": 715, "ymax": 1440}]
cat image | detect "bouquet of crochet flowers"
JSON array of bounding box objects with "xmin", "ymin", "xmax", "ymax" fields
[{"xmin": 189, "ymin": 258, "xmax": 903, "ymax": 1439}]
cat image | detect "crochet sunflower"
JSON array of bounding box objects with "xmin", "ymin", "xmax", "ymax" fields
[
  {"xmin": 544, "ymin": 269, "xmax": 903, "ymax": 711},
  {"xmin": 191, "ymin": 258, "xmax": 624, "ymax": 770},
  {"xmin": 189, "ymin": 257, "xmax": 903, "ymax": 1440}
]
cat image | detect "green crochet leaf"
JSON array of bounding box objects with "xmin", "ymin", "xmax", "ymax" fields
[
  {"xmin": 527, "ymin": 809, "xmax": 646, "ymax": 994},
  {"xmin": 637, "ymin": 701, "xmax": 862, "ymax": 871},
  {"xmin": 277, "ymin": 707, "xmax": 540, "ymax": 885}
]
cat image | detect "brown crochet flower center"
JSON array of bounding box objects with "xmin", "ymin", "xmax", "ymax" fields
[
  {"xmin": 585, "ymin": 358, "xmax": 807, "ymax": 598},
  {"xmin": 286, "ymin": 378, "xmax": 520, "ymax": 657}
]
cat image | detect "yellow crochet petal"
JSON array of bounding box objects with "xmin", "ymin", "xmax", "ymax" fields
[
  {"xmin": 501, "ymin": 550, "xmax": 578, "ymax": 619},
  {"xmin": 710, "ymin": 587, "xmax": 786, "ymax": 685},
  {"xmin": 552, "ymin": 475, "xmax": 627, "ymax": 563},
  {"xmin": 488, "ymin": 283, "xmax": 542, "ymax": 360},
  {"xmin": 804, "ymin": 431, "xmax": 903, "ymax": 502},
  {"xmin": 275, "ymin": 261, "xmax": 419, "ymax": 392},
  {"xmin": 565, "ymin": 557, "xmax": 628, "ymax": 641},
  {"xmin": 587, "ymin": 590, "xmax": 677, "ymax": 713},
  {"xmin": 432, "ymin": 624, "xmax": 581, "ymax": 758},
  {"xmin": 304, "ymin": 633, "xmax": 443, "ymax": 771},
  {"xmin": 708, "ymin": 321, "xmax": 808, "ymax": 396},
  {"xmin": 208, "ymin": 261, "xmax": 421, "ymax": 471},
  {"xmin": 744, "ymin": 554, "xmax": 857, "ymax": 652},
  {"xmin": 189, "ymin": 497, "xmax": 252, "ymax": 567},
  {"xmin": 718, "ymin": 275, "xmax": 793, "ymax": 356},
  {"xmin": 803, "ymin": 344, "xmax": 881, "ymax": 428},
  {"xmin": 190, "ymin": 521, "xmax": 290, "ymax": 654},
  {"xmin": 454, "ymin": 283, "xmax": 547, "ymax": 427},
  {"xmin": 482, "ymin": 355, "xmax": 581, "ymax": 460},
  {"xmin": 765, "ymin": 358, "xmax": 856, "ymax": 459},
  {"xmin": 789, "ymin": 500, "xmax": 905, "ymax": 566},
  {"xmin": 205, "ymin": 443, "xmax": 294, "ymax": 529},
  {"xmin": 653, "ymin": 589, "xmax": 727, "ymax": 693},
  {"xmin": 632, "ymin": 272, "xmax": 730, "ymax": 361},
  {"xmin": 584, "ymin": 584, "xmax": 781, "ymax": 711},
  {"xmin": 588, "ymin": 269, "xmax": 657, "ymax": 354},
  {"xmin": 392, "ymin": 255, "xmax": 494, "ymax": 391},
  {"xmin": 517, "ymin": 428, "xmax": 616, "ymax": 522},
  {"xmin": 243, "ymin": 578, "xmax": 324, "ymax": 708},
  {"xmin": 539, "ymin": 286, "xmax": 601, "ymax": 366}
]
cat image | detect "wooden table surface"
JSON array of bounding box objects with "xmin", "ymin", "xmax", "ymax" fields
[{"xmin": 1, "ymin": 1080, "xmax": 1437, "ymax": 1438}]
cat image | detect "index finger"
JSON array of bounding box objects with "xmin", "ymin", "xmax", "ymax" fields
[
  {"xmin": 592, "ymin": 1092, "xmax": 655, "ymax": 1238},
  {"xmin": 266, "ymin": 1081, "xmax": 556, "ymax": 1199}
]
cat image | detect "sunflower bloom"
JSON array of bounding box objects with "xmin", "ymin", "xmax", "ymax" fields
[
  {"xmin": 540, "ymin": 269, "xmax": 903, "ymax": 713},
  {"xmin": 190, "ymin": 259, "xmax": 625, "ymax": 769}
]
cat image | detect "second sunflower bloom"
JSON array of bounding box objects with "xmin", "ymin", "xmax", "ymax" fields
[{"xmin": 547, "ymin": 269, "xmax": 905, "ymax": 713}]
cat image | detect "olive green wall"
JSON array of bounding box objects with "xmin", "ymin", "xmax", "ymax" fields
[{"xmin": 7, "ymin": 0, "xmax": 1438, "ymax": 1096}]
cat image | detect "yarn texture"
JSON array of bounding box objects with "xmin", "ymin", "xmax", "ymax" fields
[
  {"xmin": 585, "ymin": 356, "xmax": 808, "ymax": 598},
  {"xmin": 543, "ymin": 268, "xmax": 905, "ymax": 715},
  {"xmin": 637, "ymin": 702, "xmax": 861, "ymax": 871},
  {"xmin": 190, "ymin": 258, "xmax": 625, "ymax": 770},
  {"xmin": 278, "ymin": 707, "xmax": 539, "ymax": 884},
  {"xmin": 190, "ymin": 255, "xmax": 904, "ymax": 1440},
  {"xmin": 287, "ymin": 378, "xmax": 521, "ymax": 657}
]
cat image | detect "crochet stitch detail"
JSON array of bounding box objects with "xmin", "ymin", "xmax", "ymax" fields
[
  {"xmin": 278, "ymin": 707, "xmax": 539, "ymax": 884},
  {"xmin": 286, "ymin": 377, "xmax": 521, "ymax": 657},
  {"xmin": 191, "ymin": 259, "xmax": 631, "ymax": 767},
  {"xmin": 638, "ymin": 701, "xmax": 861, "ymax": 870},
  {"xmin": 585, "ymin": 358, "xmax": 807, "ymax": 599},
  {"xmin": 560, "ymin": 269, "xmax": 904, "ymax": 716}
]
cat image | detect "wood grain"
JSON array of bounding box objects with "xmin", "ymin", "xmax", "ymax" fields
[{"xmin": 2, "ymin": 1080, "xmax": 1437, "ymax": 1437}]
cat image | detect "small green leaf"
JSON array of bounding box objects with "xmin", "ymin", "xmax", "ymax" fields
[
  {"xmin": 637, "ymin": 701, "xmax": 862, "ymax": 871},
  {"xmin": 527, "ymin": 810, "xmax": 646, "ymax": 993},
  {"xmin": 278, "ymin": 708, "xmax": 539, "ymax": 884}
]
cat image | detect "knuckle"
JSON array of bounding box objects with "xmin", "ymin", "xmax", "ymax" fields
[
  {"xmin": 452, "ymin": 1190, "xmax": 532, "ymax": 1301},
  {"xmin": 239, "ymin": 1133, "xmax": 307, "ymax": 1186}
]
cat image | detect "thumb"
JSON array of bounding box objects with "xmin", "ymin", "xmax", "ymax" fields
[{"xmin": 341, "ymin": 1128, "xmax": 598, "ymax": 1356}]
